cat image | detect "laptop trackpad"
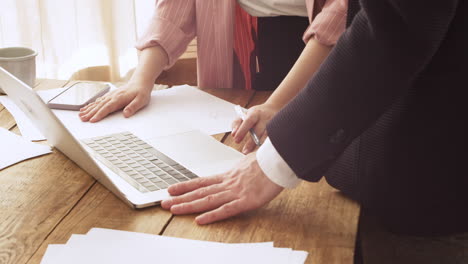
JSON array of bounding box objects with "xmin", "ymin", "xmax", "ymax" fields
[{"xmin": 144, "ymin": 130, "xmax": 243, "ymax": 177}]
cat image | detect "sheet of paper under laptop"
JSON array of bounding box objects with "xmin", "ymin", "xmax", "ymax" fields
[{"xmin": 40, "ymin": 228, "xmax": 308, "ymax": 264}]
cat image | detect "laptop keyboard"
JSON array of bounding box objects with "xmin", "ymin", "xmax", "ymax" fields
[{"xmin": 81, "ymin": 132, "xmax": 198, "ymax": 193}]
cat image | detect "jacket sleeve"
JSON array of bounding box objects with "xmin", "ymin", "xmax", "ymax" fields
[{"xmin": 267, "ymin": 0, "xmax": 459, "ymax": 181}]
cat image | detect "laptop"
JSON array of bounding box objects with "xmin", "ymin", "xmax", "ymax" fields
[{"xmin": 0, "ymin": 67, "xmax": 243, "ymax": 208}]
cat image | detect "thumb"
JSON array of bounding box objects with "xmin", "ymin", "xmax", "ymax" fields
[{"xmin": 123, "ymin": 96, "xmax": 146, "ymax": 117}]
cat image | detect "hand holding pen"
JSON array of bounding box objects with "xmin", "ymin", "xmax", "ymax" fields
[
  {"xmin": 232, "ymin": 104, "xmax": 279, "ymax": 154},
  {"xmin": 235, "ymin": 105, "xmax": 261, "ymax": 146}
]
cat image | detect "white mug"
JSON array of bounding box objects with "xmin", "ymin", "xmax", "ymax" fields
[{"xmin": 0, "ymin": 47, "xmax": 38, "ymax": 94}]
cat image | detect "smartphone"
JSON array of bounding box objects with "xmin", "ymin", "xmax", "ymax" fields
[{"xmin": 47, "ymin": 82, "xmax": 110, "ymax": 110}]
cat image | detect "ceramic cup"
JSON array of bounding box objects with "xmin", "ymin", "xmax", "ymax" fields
[{"xmin": 0, "ymin": 47, "xmax": 38, "ymax": 94}]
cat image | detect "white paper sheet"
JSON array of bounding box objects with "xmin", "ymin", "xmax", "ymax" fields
[
  {"xmin": 40, "ymin": 228, "xmax": 308, "ymax": 264},
  {"xmin": 39, "ymin": 85, "xmax": 236, "ymax": 139},
  {"xmin": 36, "ymin": 85, "xmax": 237, "ymax": 140},
  {"xmin": 0, "ymin": 96, "xmax": 46, "ymax": 141},
  {"xmin": 147, "ymin": 85, "xmax": 238, "ymax": 135},
  {"xmin": 0, "ymin": 128, "xmax": 52, "ymax": 170},
  {"xmin": 2, "ymin": 85, "xmax": 236, "ymax": 143},
  {"xmin": 65, "ymin": 231, "xmax": 274, "ymax": 250}
]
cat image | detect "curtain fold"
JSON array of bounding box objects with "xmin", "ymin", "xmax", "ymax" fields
[{"xmin": 0, "ymin": 0, "xmax": 153, "ymax": 81}]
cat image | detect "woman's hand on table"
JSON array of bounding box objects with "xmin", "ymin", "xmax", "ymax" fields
[{"xmin": 78, "ymin": 81, "xmax": 153, "ymax": 123}]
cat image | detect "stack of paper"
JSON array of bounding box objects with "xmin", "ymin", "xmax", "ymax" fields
[
  {"xmin": 41, "ymin": 228, "xmax": 308, "ymax": 264},
  {"xmin": 0, "ymin": 128, "xmax": 51, "ymax": 170}
]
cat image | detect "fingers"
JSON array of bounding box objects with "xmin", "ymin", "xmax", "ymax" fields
[
  {"xmin": 78, "ymin": 87, "xmax": 149, "ymax": 122},
  {"xmin": 241, "ymin": 126, "xmax": 267, "ymax": 154},
  {"xmin": 88, "ymin": 99, "xmax": 121, "ymax": 123},
  {"xmin": 233, "ymin": 112, "xmax": 260, "ymax": 144},
  {"xmin": 170, "ymin": 191, "xmax": 235, "ymax": 215},
  {"xmin": 79, "ymin": 92, "xmax": 113, "ymax": 121},
  {"xmin": 167, "ymin": 175, "xmax": 223, "ymax": 196},
  {"xmin": 123, "ymin": 95, "xmax": 147, "ymax": 118},
  {"xmin": 80, "ymin": 99, "xmax": 97, "ymax": 112},
  {"xmin": 79, "ymin": 96, "xmax": 112, "ymax": 122},
  {"xmin": 161, "ymin": 183, "xmax": 225, "ymax": 209},
  {"xmin": 161, "ymin": 153, "xmax": 285, "ymax": 225},
  {"xmin": 195, "ymin": 200, "xmax": 245, "ymax": 225},
  {"xmin": 79, "ymin": 98, "xmax": 102, "ymax": 116},
  {"xmin": 78, "ymin": 103, "xmax": 96, "ymax": 120},
  {"xmin": 82, "ymin": 95, "xmax": 106, "ymax": 111},
  {"xmin": 242, "ymin": 136, "xmax": 254, "ymax": 155},
  {"xmin": 231, "ymin": 118, "xmax": 242, "ymax": 137},
  {"xmin": 241, "ymin": 132, "xmax": 264, "ymax": 154}
]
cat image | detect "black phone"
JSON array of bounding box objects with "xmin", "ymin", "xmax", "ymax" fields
[{"xmin": 47, "ymin": 82, "xmax": 110, "ymax": 111}]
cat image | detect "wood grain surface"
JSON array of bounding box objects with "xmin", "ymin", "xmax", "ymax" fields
[
  {"xmin": 0, "ymin": 81, "xmax": 360, "ymax": 264},
  {"xmin": 161, "ymin": 91, "xmax": 361, "ymax": 264},
  {"xmin": 26, "ymin": 85, "xmax": 254, "ymax": 264},
  {"xmin": 0, "ymin": 80, "xmax": 99, "ymax": 264}
]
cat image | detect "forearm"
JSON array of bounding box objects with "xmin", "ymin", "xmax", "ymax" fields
[
  {"xmin": 266, "ymin": 39, "xmax": 332, "ymax": 108},
  {"xmin": 129, "ymin": 46, "xmax": 169, "ymax": 92}
]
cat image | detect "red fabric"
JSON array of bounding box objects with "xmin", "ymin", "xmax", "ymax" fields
[{"xmin": 233, "ymin": 4, "xmax": 257, "ymax": 90}]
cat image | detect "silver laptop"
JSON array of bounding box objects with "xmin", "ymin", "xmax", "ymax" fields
[{"xmin": 0, "ymin": 67, "xmax": 243, "ymax": 208}]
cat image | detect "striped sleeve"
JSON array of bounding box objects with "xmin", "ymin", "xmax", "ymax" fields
[
  {"xmin": 135, "ymin": 0, "xmax": 197, "ymax": 68},
  {"xmin": 303, "ymin": 0, "xmax": 347, "ymax": 46}
]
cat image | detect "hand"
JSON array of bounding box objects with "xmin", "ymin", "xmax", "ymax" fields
[
  {"xmin": 231, "ymin": 103, "xmax": 280, "ymax": 154},
  {"xmin": 161, "ymin": 153, "xmax": 284, "ymax": 225},
  {"xmin": 78, "ymin": 81, "xmax": 153, "ymax": 122}
]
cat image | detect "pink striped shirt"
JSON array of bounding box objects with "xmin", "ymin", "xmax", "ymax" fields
[{"xmin": 136, "ymin": 0, "xmax": 347, "ymax": 89}]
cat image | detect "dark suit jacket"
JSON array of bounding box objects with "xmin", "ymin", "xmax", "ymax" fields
[{"xmin": 267, "ymin": 0, "xmax": 468, "ymax": 235}]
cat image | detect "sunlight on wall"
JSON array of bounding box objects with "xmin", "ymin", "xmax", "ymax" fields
[
  {"xmin": 57, "ymin": 44, "xmax": 109, "ymax": 80},
  {"xmin": 0, "ymin": 0, "xmax": 154, "ymax": 82},
  {"xmin": 119, "ymin": 48, "xmax": 139, "ymax": 81}
]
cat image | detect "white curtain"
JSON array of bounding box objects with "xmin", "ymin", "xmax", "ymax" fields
[{"xmin": 0, "ymin": 0, "xmax": 154, "ymax": 81}]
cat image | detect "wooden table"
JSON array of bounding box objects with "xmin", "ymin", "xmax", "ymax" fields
[{"xmin": 0, "ymin": 79, "xmax": 360, "ymax": 264}]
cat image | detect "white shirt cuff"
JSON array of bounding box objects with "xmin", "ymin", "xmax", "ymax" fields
[{"xmin": 256, "ymin": 137, "xmax": 301, "ymax": 188}]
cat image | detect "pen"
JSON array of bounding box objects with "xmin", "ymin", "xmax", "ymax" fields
[{"xmin": 234, "ymin": 105, "xmax": 261, "ymax": 147}]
